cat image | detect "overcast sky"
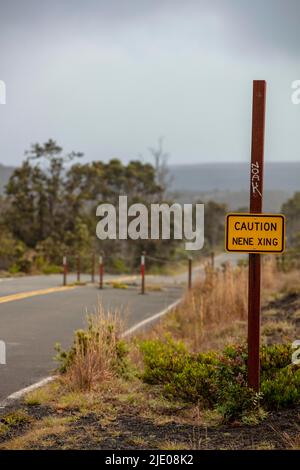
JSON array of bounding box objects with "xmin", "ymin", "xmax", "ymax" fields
[{"xmin": 0, "ymin": 0, "xmax": 299, "ymax": 166}]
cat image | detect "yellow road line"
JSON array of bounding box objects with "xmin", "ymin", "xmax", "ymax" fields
[{"xmin": 0, "ymin": 286, "xmax": 77, "ymax": 304}]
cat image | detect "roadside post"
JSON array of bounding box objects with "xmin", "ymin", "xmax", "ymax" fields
[
  {"xmin": 225, "ymin": 81, "xmax": 285, "ymax": 392},
  {"xmin": 63, "ymin": 255, "xmax": 67, "ymax": 286},
  {"xmin": 248, "ymin": 80, "xmax": 266, "ymax": 392},
  {"xmin": 91, "ymin": 252, "xmax": 95, "ymax": 283},
  {"xmin": 141, "ymin": 251, "xmax": 146, "ymax": 295},
  {"xmin": 77, "ymin": 255, "xmax": 81, "ymax": 283},
  {"xmin": 99, "ymin": 254, "xmax": 104, "ymax": 289},
  {"xmin": 188, "ymin": 257, "xmax": 192, "ymax": 290},
  {"xmin": 211, "ymin": 251, "xmax": 215, "ymax": 269}
]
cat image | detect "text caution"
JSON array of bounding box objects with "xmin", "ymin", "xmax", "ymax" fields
[{"xmin": 225, "ymin": 213, "xmax": 285, "ymax": 253}]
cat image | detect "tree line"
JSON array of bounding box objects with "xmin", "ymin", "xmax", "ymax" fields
[{"xmin": 1, "ymin": 138, "xmax": 267, "ymax": 274}]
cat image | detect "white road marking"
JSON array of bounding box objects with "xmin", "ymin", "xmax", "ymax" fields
[
  {"xmin": 122, "ymin": 298, "xmax": 182, "ymax": 337},
  {"xmin": 0, "ymin": 377, "xmax": 55, "ymax": 408},
  {"xmin": 0, "ymin": 254, "xmax": 243, "ymax": 408},
  {"xmin": 0, "ymin": 296, "xmax": 182, "ymax": 408}
]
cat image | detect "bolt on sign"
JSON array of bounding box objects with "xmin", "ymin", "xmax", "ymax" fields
[{"xmin": 225, "ymin": 213, "xmax": 285, "ymax": 254}]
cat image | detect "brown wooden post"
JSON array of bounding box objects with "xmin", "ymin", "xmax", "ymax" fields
[
  {"xmin": 91, "ymin": 253, "xmax": 95, "ymax": 283},
  {"xmin": 141, "ymin": 251, "xmax": 146, "ymax": 294},
  {"xmin": 188, "ymin": 257, "xmax": 192, "ymax": 290},
  {"xmin": 99, "ymin": 254, "xmax": 103, "ymax": 289},
  {"xmin": 77, "ymin": 255, "xmax": 81, "ymax": 283},
  {"xmin": 63, "ymin": 255, "xmax": 67, "ymax": 286},
  {"xmin": 248, "ymin": 80, "xmax": 266, "ymax": 392},
  {"xmin": 211, "ymin": 251, "xmax": 215, "ymax": 269}
]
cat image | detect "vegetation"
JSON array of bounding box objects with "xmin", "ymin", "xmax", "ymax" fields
[
  {"xmin": 1, "ymin": 261, "xmax": 300, "ymax": 449},
  {"xmin": 0, "ymin": 139, "xmax": 175, "ymax": 273},
  {"xmin": 279, "ymin": 192, "xmax": 300, "ymax": 270},
  {"xmin": 141, "ymin": 338, "xmax": 300, "ymax": 420},
  {"xmin": 0, "ymin": 138, "xmax": 230, "ymax": 275},
  {"xmin": 55, "ymin": 306, "xmax": 129, "ymax": 390},
  {"xmin": 1, "ymin": 140, "xmax": 300, "ymax": 448}
]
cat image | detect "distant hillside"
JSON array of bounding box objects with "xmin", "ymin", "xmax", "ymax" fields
[
  {"xmin": 0, "ymin": 164, "xmax": 14, "ymax": 193},
  {"xmin": 169, "ymin": 189, "xmax": 291, "ymax": 212},
  {"xmin": 0, "ymin": 161, "xmax": 298, "ymax": 212},
  {"xmin": 168, "ymin": 162, "xmax": 299, "ymax": 212},
  {"xmin": 169, "ymin": 162, "xmax": 300, "ymax": 193}
]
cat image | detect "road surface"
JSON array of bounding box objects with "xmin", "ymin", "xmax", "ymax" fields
[{"xmin": 0, "ymin": 252, "xmax": 245, "ymax": 403}]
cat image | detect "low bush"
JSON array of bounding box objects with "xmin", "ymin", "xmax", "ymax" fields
[
  {"xmin": 140, "ymin": 338, "xmax": 300, "ymax": 421},
  {"xmin": 55, "ymin": 305, "xmax": 129, "ymax": 390},
  {"xmin": 42, "ymin": 264, "xmax": 62, "ymax": 274},
  {"xmin": 261, "ymin": 367, "xmax": 300, "ymax": 410}
]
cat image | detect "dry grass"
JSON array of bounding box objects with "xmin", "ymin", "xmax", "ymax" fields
[
  {"xmin": 281, "ymin": 432, "xmax": 300, "ymax": 449},
  {"xmin": 262, "ymin": 320, "xmax": 295, "ymax": 337},
  {"xmin": 145, "ymin": 263, "xmax": 248, "ymax": 351},
  {"xmin": 263, "ymin": 257, "xmax": 300, "ymax": 297},
  {"xmin": 61, "ymin": 304, "xmax": 124, "ymax": 391},
  {"xmin": 24, "ymin": 382, "xmax": 61, "ymax": 407},
  {"xmin": 0, "ymin": 416, "xmax": 74, "ymax": 450},
  {"xmin": 143, "ymin": 258, "xmax": 291, "ymax": 352}
]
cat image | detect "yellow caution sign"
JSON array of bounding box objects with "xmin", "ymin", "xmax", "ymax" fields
[{"xmin": 225, "ymin": 213, "xmax": 285, "ymax": 253}]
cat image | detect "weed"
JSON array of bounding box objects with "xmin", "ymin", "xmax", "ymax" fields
[
  {"xmin": 1, "ymin": 410, "xmax": 31, "ymax": 428},
  {"xmin": 55, "ymin": 303, "xmax": 129, "ymax": 391}
]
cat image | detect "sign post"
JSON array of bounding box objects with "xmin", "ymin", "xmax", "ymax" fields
[
  {"xmin": 225, "ymin": 81, "xmax": 286, "ymax": 391},
  {"xmin": 247, "ymin": 80, "xmax": 266, "ymax": 391}
]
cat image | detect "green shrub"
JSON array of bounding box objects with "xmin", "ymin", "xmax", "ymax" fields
[
  {"xmin": 8, "ymin": 263, "xmax": 21, "ymax": 274},
  {"xmin": 1, "ymin": 410, "xmax": 31, "ymax": 427},
  {"xmin": 141, "ymin": 337, "xmax": 219, "ymax": 406},
  {"xmin": 111, "ymin": 258, "xmax": 131, "ymax": 274},
  {"xmin": 164, "ymin": 359, "xmax": 218, "ymax": 405},
  {"xmin": 261, "ymin": 366, "xmax": 300, "ymax": 410},
  {"xmin": 140, "ymin": 339, "xmax": 300, "ymax": 421},
  {"xmin": 42, "ymin": 264, "xmax": 62, "ymax": 274},
  {"xmin": 261, "ymin": 343, "xmax": 292, "ymax": 373},
  {"xmin": 216, "ymin": 383, "xmax": 260, "ymax": 421}
]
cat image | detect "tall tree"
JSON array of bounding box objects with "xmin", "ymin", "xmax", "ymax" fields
[{"xmin": 149, "ymin": 137, "xmax": 172, "ymax": 197}]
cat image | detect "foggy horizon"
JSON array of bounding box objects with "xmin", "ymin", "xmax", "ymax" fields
[{"xmin": 0, "ymin": 0, "xmax": 300, "ymax": 166}]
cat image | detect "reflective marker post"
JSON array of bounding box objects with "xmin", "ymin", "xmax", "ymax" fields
[
  {"xmin": 188, "ymin": 257, "xmax": 192, "ymax": 290},
  {"xmin": 211, "ymin": 251, "xmax": 215, "ymax": 269},
  {"xmin": 77, "ymin": 255, "xmax": 81, "ymax": 283},
  {"xmin": 141, "ymin": 251, "xmax": 146, "ymax": 295},
  {"xmin": 248, "ymin": 80, "xmax": 266, "ymax": 392},
  {"xmin": 63, "ymin": 255, "xmax": 67, "ymax": 286},
  {"xmin": 91, "ymin": 253, "xmax": 95, "ymax": 283},
  {"xmin": 99, "ymin": 254, "xmax": 104, "ymax": 290}
]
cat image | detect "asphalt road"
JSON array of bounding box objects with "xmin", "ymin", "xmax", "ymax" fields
[
  {"xmin": 0, "ymin": 272, "xmax": 125, "ymax": 296},
  {"xmin": 0, "ymin": 283, "xmax": 182, "ymax": 402},
  {"xmin": 0, "ymin": 252, "xmax": 245, "ymax": 403}
]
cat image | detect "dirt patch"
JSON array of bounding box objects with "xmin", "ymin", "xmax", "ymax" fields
[
  {"xmin": 263, "ymin": 292, "xmax": 300, "ymax": 320},
  {"xmin": 261, "ymin": 291, "xmax": 300, "ymax": 343},
  {"xmin": 1, "ymin": 399, "xmax": 300, "ymax": 450}
]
